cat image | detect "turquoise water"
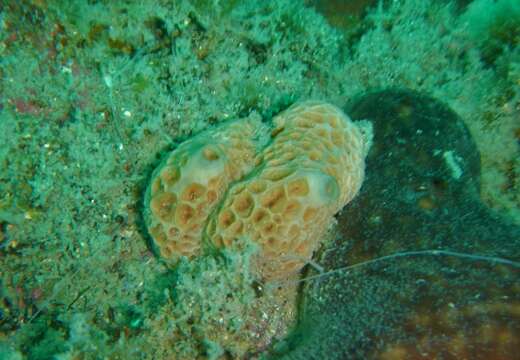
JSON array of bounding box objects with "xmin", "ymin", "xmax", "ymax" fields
[{"xmin": 0, "ymin": 1, "xmax": 518, "ymax": 359}]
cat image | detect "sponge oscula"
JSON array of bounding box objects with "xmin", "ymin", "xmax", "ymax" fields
[
  {"xmin": 144, "ymin": 114, "xmax": 269, "ymax": 263},
  {"xmin": 205, "ymin": 101, "xmax": 372, "ymax": 279}
]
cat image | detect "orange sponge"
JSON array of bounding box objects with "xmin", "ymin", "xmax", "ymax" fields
[
  {"xmin": 144, "ymin": 114, "xmax": 269, "ymax": 263},
  {"xmin": 205, "ymin": 101, "xmax": 372, "ymax": 279}
]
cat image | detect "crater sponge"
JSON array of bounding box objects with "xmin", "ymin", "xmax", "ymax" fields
[
  {"xmin": 144, "ymin": 101, "xmax": 372, "ymax": 279},
  {"xmin": 144, "ymin": 114, "xmax": 269, "ymax": 263},
  {"xmin": 206, "ymin": 101, "xmax": 372, "ymax": 279}
]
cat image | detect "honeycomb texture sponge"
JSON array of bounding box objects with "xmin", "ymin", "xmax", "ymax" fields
[
  {"xmin": 205, "ymin": 101, "xmax": 372, "ymax": 279},
  {"xmin": 144, "ymin": 114, "xmax": 269, "ymax": 263}
]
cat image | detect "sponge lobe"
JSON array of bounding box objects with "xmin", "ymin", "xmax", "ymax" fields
[
  {"xmin": 206, "ymin": 101, "xmax": 372, "ymax": 279},
  {"xmin": 144, "ymin": 115, "xmax": 269, "ymax": 263}
]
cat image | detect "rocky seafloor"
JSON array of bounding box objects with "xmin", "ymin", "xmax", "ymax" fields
[{"xmin": 0, "ymin": 0, "xmax": 518, "ymax": 359}]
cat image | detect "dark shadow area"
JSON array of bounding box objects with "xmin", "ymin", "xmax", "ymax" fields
[{"xmin": 270, "ymin": 89, "xmax": 520, "ymax": 359}]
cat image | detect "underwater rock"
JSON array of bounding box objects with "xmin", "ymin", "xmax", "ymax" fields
[{"xmin": 274, "ymin": 89, "xmax": 520, "ymax": 359}]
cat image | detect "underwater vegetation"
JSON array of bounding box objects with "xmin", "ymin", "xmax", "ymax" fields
[
  {"xmin": 462, "ymin": 0, "xmax": 520, "ymax": 66},
  {"xmin": 0, "ymin": 0, "xmax": 519, "ymax": 359}
]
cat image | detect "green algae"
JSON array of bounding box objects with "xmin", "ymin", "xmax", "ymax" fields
[{"xmin": 462, "ymin": 0, "xmax": 520, "ymax": 66}]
